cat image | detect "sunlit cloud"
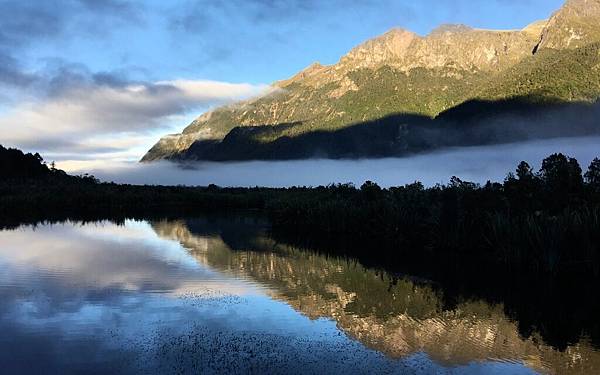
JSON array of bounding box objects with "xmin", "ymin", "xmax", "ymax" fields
[{"xmin": 0, "ymin": 79, "xmax": 270, "ymax": 161}]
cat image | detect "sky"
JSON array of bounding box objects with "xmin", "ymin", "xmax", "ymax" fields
[{"xmin": 0, "ymin": 0, "xmax": 565, "ymax": 170}]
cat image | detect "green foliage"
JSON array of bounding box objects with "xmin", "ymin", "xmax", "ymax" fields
[
  {"xmin": 478, "ymin": 43, "xmax": 600, "ymax": 102},
  {"xmin": 175, "ymin": 63, "xmax": 489, "ymax": 148},
  {"xmin": 340, "ymin": 66, "xmax": 483, "ymax": 120}
]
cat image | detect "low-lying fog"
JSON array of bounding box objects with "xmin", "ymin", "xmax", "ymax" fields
[{"xmin": 75, "ymin": 136, "xmax": 600, "ymax": 188}]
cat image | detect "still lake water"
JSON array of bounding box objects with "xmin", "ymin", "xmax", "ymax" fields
[{"xmin": 1, "ymin": 217, "xmax": 598, "ymax": 374}]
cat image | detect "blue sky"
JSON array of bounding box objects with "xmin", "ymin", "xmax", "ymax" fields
[{"xmin": 0, "ymin": 0, "xmax": 565, "ymax": 169}]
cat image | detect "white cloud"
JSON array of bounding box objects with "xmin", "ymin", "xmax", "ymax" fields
[
  {"xmin": 61, "ymin": 137, "xmax": 600, "ymax": 186},
  {"xmin": 0, "ymin": 79, "xmax": 270, "ymax": 160}
]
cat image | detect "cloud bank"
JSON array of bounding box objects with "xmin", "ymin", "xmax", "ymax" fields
[
  {"xmin": 0, "ymin": 76, "xmax": 268, "ymax": 156},
  {"xmin": 65, "ymin": 136, "xmax": 600, "ymax": 188}
]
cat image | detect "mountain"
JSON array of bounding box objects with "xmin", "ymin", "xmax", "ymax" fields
[
  {"xmin": 536, "ymin": 0, "xmax": 600, "ymax": 50},
  {"xmin": 142, "ymin": 0, "xmax": 600, "ymax": 162}
]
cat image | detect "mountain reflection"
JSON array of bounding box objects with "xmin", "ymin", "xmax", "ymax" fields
[{"xmin": 152, "ymin": 217, "xmax": 600, "ymax": 375}]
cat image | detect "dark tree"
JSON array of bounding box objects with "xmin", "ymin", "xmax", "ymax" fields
[
  {"xmin": 516, "ymin": 161, "xmax": 534, "ymax": 181},
  {"xmin": 504, "ymin": 161, "xmax": 539, "ymax": 213},
  {"xmin": 360, "ymin": 180, "xmax": 383, "ymax": 201},
  {"xmin": 585, "ymin": 158, "xmax": 600, "ymax": 190},
  {"xmin": 540, "ymin": 153, "xmax": 583, "ymax": 192},
  {"xmin": 449, "ymin": 176, "xmax": 478, "ymax": 190},
  {"xmin": 538, "ymin": 153, "xmax": 583, "ymax": 210}
]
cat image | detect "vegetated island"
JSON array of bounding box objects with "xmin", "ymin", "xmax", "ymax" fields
[{"xmin": 2, "ymin": 143, "xmax": 600, "ymax": 281}]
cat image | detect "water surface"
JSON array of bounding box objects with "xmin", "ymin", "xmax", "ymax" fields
[{"xmin": 1, "ymin": 218, "xmax": 598, "ymax": 374}]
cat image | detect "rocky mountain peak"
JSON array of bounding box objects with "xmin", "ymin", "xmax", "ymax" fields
[
  {"xmin": 522, "ymin": 20, "xmax": 549, "ymax": 38},
  {"xmin": 563, "ymin": 0, "xmax": 600, "ymax": 15},
  {"xmin": 276, "ymin": 61, "xmax": 328, "ymax": 88},
  {"xmin": 537, "ymin": 0, "xmax": 600, "ymax": 50},
  {"xmin": 339, "ymin": 28, "xmax": 418, "ymax": 68},
  {"xmin": 429, "ymin": 24, "xmax": 474, "ymax": 37}
]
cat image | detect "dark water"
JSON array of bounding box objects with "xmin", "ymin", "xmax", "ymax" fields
[{"xmin": 1, "ymin": 217, "xmax": 598, "ymax": 374}]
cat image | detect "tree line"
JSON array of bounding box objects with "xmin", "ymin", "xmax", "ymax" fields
[{"xmin": 2, "ymin": 144, "xmax": 600, "ymax": 277}]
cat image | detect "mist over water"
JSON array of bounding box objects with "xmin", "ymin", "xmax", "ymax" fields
[{"xmin": 80, "ymin": 136, "xmax": 600, "ymax": 187}]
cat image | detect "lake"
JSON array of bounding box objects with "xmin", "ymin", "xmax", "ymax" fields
[{"xmin": 1, "ymin": 217, "xmax": 598, "ymax": 374}]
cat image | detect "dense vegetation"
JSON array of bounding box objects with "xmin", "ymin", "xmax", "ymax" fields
[
  {"xmin": 269, "ymin": 155, "xmax": 600, "ymax": 276},
  {"xmin": 0, "ymin": 146, "xmax": 266, "ymax": 222},
  {"xmin": 478, "ymin": 42, "xmax": 600, "ymax": 102},
  {"xmin": 3, "ymin": 144, "xmax": 600, "ymax": 280},
  {"xmin": 180, "ymin": 98, "xmax": 600, "ymax": 161}
]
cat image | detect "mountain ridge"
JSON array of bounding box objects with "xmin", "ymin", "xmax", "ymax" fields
[{"xmin": 142, "ymin": 0, "xmax": 600, "ymax": 162}]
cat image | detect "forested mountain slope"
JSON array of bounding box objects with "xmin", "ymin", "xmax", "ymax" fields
[{"xmin": 143, "ymin": 0, "xmax": 600, "ymax": 162}]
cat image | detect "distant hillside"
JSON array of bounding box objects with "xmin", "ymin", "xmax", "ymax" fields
[{"xmin": 143, "ymin": 0, "xmax": 600, "ymax": 162}]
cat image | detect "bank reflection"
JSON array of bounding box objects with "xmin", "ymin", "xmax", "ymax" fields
[{"xmin": 152, "ymin": 217, "xmax": 600, "ymax": 375}]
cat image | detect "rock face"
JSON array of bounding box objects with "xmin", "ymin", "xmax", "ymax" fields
[
  {"xmin": 537, "ymin": 0, "xmax": 600, "ymax": 50},
  {"xmin": 142, "ymin": 0, "xmax": 600, "ymax": 162}
]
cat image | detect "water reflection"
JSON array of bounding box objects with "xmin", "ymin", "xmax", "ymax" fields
[
  {"xmin": 153, "ymin": 217, "xmax": 600, "ymax": 375},
  {"xmin": 0, "ymin": 218, "xmax": 597, "ymax": 374}
]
